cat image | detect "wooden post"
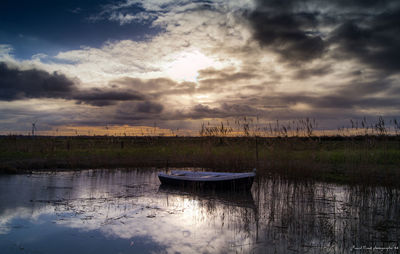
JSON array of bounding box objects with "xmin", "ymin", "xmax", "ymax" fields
[{"xmin": 255, "ymin": 136, "xmax": 259, "ymax": 168}]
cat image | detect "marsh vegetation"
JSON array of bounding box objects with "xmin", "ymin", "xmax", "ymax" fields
[{"xmin": 0, "ymin": 117, "xmax": 399, "ymax": 187}]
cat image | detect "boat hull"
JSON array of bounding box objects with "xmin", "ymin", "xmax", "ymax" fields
[{"xmin": 158, "ymin": 172, "xmax": 255, "ymax": 191}]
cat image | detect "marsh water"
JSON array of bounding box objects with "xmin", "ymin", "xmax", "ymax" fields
[{"xmin": 0, "ymin": 169, "xmax": 399, "ymax": 254}]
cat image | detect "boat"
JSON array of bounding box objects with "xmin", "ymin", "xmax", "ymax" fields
[{"xmin": 158, "ymin": 169, "xmax": 256, "ymax": 191}]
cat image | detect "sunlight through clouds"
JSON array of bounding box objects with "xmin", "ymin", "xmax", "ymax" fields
[{"xmin": 164, "ymin": 51, "xmax": 223, "ymax": 82}]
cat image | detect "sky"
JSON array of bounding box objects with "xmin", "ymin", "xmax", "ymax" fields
[{"xmin": 1, "ymin": 0, "xmax": 400, "ymax": 135}]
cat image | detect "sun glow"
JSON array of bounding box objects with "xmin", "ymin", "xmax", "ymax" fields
[
  {"xmin": 165, "ymin": 51, "xmax": 217, "ymax": 82},
  {"xmin": 194, "ymin": 94, "xmax": 212, "ymax": 103}
]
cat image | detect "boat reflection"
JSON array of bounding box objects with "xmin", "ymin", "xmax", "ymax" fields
[
  {"xmin": 158, "ymin": 184, "xmax": 256, "ymax": 210},
  {"xmin": 0, "ymin": 169, "xmax": 399, "ymax": 254}
]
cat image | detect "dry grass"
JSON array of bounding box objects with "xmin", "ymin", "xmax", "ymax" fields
[
  {"xmin": 0, "ymin": 134, "xmax": 399, "ymax": 187},
  {"xmin": 1, "ymin": 116, "xmax": 399, "ymax": 187}
]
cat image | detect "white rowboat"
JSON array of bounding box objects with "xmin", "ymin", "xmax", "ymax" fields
[{"xmin": 158, "ymin": 170, "xmax": 256, "ymax": 190}]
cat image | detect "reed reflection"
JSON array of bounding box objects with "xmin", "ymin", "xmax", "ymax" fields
[
  {"xmin": 0, "ymin": 169, "xmax": 398, "ymax": 253},
  {"xmin": 251, "ymin": 177, "xmax": 400, "ymax": 253}
]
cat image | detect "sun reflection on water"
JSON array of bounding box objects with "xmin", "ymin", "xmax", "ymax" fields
[{"xmin": 0, "ymin": 169, "xmax": 399, "ymax": 253}]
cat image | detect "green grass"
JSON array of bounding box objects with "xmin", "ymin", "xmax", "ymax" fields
[{"xmin": 0, "ymin": 135, "xmax": 399, "ymax": 187}]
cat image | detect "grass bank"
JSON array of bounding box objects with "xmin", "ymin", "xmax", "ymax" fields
[{"xmin": 0, "ymin": 135, "xmax": 399, "ymax": 187}]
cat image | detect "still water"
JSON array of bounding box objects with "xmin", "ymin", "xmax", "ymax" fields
[{"xmin": 0, "ymin": 169, "xmax": 399, "ymax": 254}]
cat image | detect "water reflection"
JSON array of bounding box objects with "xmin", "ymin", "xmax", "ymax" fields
[{"xmin": 0, "ymin": 169, "xmax": 399, "ymax": 253}]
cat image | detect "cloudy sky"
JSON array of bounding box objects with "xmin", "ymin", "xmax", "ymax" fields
[{"xmin": 1, "ymin": 0, "xmax": 400, "ymax": 135}]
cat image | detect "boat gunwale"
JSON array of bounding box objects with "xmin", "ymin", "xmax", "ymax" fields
[{"xmin": 158, "ymin": 170, "xmax": 256, "ymax": 182}]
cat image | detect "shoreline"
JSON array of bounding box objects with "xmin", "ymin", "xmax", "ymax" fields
[{"xmin": 1, "ymin": 135, "xmax": 399, "ymax": 187}]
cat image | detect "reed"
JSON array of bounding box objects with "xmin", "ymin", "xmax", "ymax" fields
[{"xmin": 0, "ymin": 117, "xmax": 399, "ymax": 187}]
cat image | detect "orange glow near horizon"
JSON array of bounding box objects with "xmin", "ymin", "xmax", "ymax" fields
[
  {"xmin": 0, "ymin": 125, "xmax": 197, "ymax": 137},
  {"xmin": 1, "ymin": 121, "xmax": 397, "ymax": 137}
]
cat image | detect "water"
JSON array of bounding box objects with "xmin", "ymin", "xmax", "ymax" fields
[{"xmin": 0, "ymin": 169, "xmax": 399, "ymax": 254}]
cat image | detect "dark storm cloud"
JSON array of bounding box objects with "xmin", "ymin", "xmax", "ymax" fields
[
  {"xmin": 262, "ymin": 93, "xmax": 400, "ymax": 110},
  {"xmin": 0, "ymin": 62, "xmax": 145, "ymax": 106},
  {"xmin": 215, "ymin": 76, "xmax": 400, "ymax": 121},
  {"xmin": 111, "ymin": 77, "xmax": 175, "ymax": 91},
  {"xmin": 314, "ymin": 96, "xmax": 400, "ymax": 109},
  {"xmin": 250, "ymin": 79, "xmax": 400, "ymax": 111},
  {"xmin": 0, "ymin": 62, "xmax": 75, "ymax": 100},
  {"xmin": 293, "ymin": 65, "xmax": 332, "ymax": 80},
  {"xmin": 333, "ymin": 0, "xmax": 392, "ymax": 8},
  {"xmin": 198, "ymin": 69, "xmax": 259, "ymax": 82},
  {"xmin": 197, "ymin": 68, "xmax": 260, "ymax": 92},
  {"xmin": 62, "ymin": 92, "xmax": 400, "ymax": 127},
  {"xmin": 182, "ymin": 103, "xmax": 261, "ymax": 119},
  {"xmin": 246, "ymin": 0, "xmax": 400, "ymax": 72},
  {"xmin": 246, "ymin": 1, "xmax": 325, "ymax": 62},
  {"xmin": 110, "ymin": 77, "xmax": 196, "ymax": 96},
  {"xmin": 113, "ymin": 101, "xmax": 164, "ymax": 122},
  {"xmin": 336, "ymin": 78, "xmax": 394, "ymax": 97},
  {"xmin": 329, "ymin": 9, "xmax": 400, "ymax": 72},
  {"xmin": 74, "ymin": 88, "xmax": 145, "ymax": 106},
  {"xmin": 136, "ymin": 101, "xmax": 164, "ymax": 113}
]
